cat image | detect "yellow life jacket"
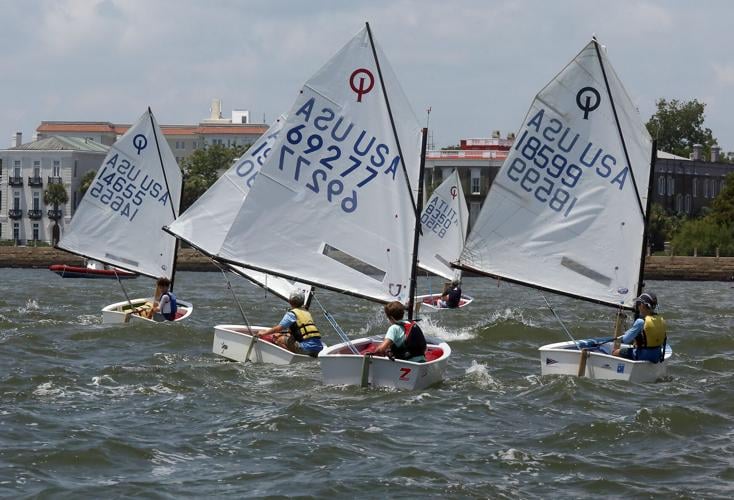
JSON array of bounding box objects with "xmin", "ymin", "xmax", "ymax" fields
[
  {"xmin": 639, "ymin": 314, "xmax": 666, "ymax": 348},
  {"xmin": 289, "ymin": 308, "xmax": 320, "ymax": 341}
]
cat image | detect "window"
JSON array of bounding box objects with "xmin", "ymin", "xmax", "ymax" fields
[
  {"xmin": 53, "ymin": 160, "xmax": 60, "ymax": 177},
  {"xmin": 13, "ymin": 160, "xmax": 21, "ymax": 177},
  {"xmin": 692, "ymin": 178, "xmax": 698, "ymax": 198},
  {"xmin": 33, "ymin": 160, "xmax": 40, "ymax": 177},
  {"xmin": 32, "ymin": 223, "xmax": 39, "ymax": 241},
  {"xmin": 685, "ymin": 194, "xmax": 691, "ymax": 214},
  {"xmin": 33, "ymin": 192, "xmax": 40, "ymax": 210},
  {"xmin": 703, "ymin": 179, "xmax": 710, "ymax": 198},
  {"xmin": 192, "ymin": 141, "xmax": 198, "ymax": 150},
  {"xmin": 658, "ymin": 175, "xmax": 665, "ymax": 195},
  {"xmin": 471, "ymin": 177, "xmax": 480, "ymax": 195},
  {"xmin": 13, "ymin": 192, "xmax": 20, "ymax": 210},
  {"xmin": 675, "ymin": 194, "xmax": 683, "ymax": 213},
  {"xmin": 667, "ymin": 176, "xmax": 674, "ymax": 196},
  {"xmin": 470, "ymin": 168, "xmax": 481, "ymax": 195},
  {"xmin": 13, "ymin": 222, "xmax": 20, "ymax": 242}
]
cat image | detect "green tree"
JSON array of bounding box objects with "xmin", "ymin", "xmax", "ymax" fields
[
  {"xmin": 181, "ymin": 143, "xmax": 248, "ymax": 211},
  {"xmin": 647, "ymin": 203, "xmax": 687, "ymax": 252},
  {"xmin": 80, "ymin": 169, "xmax": 96, "ymax": 196},
  {"xmin": 44, "ymin": 182, "xmax": 69, "ymax": 245},
  {"xmin": 709, "ymin": 172, "xmax": 734, "ymax": 226},
  {"xmin": 671, "ymin": 216, "xmax": 734, "ymax": 256},
  {"xmin": 646, "ymin": 98, "xmax": 717, "ymax": 158}
]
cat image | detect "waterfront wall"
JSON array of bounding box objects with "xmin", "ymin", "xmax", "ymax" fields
[{"xmin": 1, "ymin": 247, "xmax": 733, "ymax": 281}]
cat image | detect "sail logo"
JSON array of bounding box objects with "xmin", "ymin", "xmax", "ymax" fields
[
  {"xmin": 349, "ymin": 68, "xmax": 374, "ymax": 102},
  {"xmin": 450, "ymin": 186, "xmax": 458, "ymax": 199},
  {"xmin": 133, "ymin": 134, "xmax": 148, "ymax": 155},
  {"xmin": 576, "ymin": 87, "xmax": 601, "ymax": 119},
  {"xmin": 388, "ymin": 283, "xmax": 404, "ymax": 297}
]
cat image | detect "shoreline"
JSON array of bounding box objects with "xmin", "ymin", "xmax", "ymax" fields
[{"xmin": 1, "ymin": 246, "xmax": 733, "ymax": 281}]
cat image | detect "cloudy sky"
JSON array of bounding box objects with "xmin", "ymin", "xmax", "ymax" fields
[{"xmin": 1, "ymin": 0, "xmax": 732, "ymax": 151}]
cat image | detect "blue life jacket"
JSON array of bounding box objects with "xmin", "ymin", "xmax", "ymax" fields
[{"xmin": 162, "ymin": 292, "xmax": 177, "ymax": 321}]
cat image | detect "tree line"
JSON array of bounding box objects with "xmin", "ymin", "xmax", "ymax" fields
[{"xmin": 645, "ymin": 99, "xmax": 733, "ymax": 256}]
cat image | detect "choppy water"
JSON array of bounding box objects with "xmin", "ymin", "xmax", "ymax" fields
[{"xmin": 1, "ymin": 268, "xmax": 733, "ymax": 498}]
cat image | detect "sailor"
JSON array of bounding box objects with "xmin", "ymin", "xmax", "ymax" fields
[
  {"xmin": 613, "ymin": 292, "xmax": 667, "ymax": 363},
  {"xmin": 136, "ymin": 277, "xmax": 177, "ymax": 321},
  {"xmin": 126, "ymin": 276, "xmax": 175, "ymax": 321},
  {"xmin": 371, "ymin": 301, "xmax": 427, "ymax": 362},
  {"xmin": 439, "ymin": 279, "xmax": 462, "ymax": 308},
  {"xmin": 257, "ymin": 291, "xmax": 323, "ymax": 356}
]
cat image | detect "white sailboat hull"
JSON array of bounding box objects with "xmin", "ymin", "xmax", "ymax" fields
[
  {"xmin": 101, "ymin": 298, "xmax": 194, "ymax": 324},
  {"xmin": 416, "ymin": 293, "xmax": 474, "ymax": 310},
  {"xmin": 212, "ymin": 325, "xmax": 321, "ymax": 365},
  {"xmin": 318, "ymin": 337, "xmax": 451, "ymax": 390},
  {"xmin": 539, "ymin": 340, "xmax": 672, "ymax": 383}
]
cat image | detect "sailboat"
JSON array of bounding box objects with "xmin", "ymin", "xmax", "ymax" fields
[
  {"xmin": 49, "ymin": 259, "xmax": 138, "ymax": 279},
  {"xmin": 164, "ymin": 115, "xmax": 312, "ymax": 364},
  {"xmin": 415, "ymin": 169, "xmax": 473, "ymax": 310},
  {"xmin": 454, "ymin": 38, "xmax": 671, "ymax": 382},
  {"xmin": 215, "ymin": 23, "xmax": 450, "ymax": 388},
  {"xmin": 57, "ymin": 108, "xmax": 192, "ymax": 324}
]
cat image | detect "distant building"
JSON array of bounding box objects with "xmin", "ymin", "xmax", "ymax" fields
[
  {"xmin": 425, "ymin": 131, "xmax": 512, "ymax": 228},
  {"xmin": 653, "ymin": 145, "xmax": 731, "ymax": 216},
  {"xmin": 426, "ymin": 136, "xmax": 733, "ymax": 227},
  {"xmin": 35, "ymin": 99, "xmax": 268, "ymax": 165},
  {"xmin": 0, "ymin": 134, "xmax": 108, "ymax": 244}
]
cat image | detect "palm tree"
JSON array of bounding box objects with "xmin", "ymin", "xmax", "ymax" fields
[
  {"xmin": 44, "ymin": 183, "xmax": 68, "ymax": 246},
  {"xmin": 79, "ymin": 170, "xmax": 97, "ymax": 197}
]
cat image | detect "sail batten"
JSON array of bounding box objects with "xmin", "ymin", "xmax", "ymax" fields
[{"xmin": 458, "ymin": 39, "xmax": 653, "ymax": 309}]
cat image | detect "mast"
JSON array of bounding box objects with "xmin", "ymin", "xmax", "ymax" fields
[
  {"xmin": 365, "ymin": 21, "xmax": 421, "ymax": 310},
  {"xmin": 636, "ymin": 140, "xmax": 657, "ymax": 297},
  {"xmin": 148, "ymin": 107, "xmax": 181, "ymax": 291},
  {"xmin": 407, "ymin": 128, "xmax": 428, "ymax": 321}
]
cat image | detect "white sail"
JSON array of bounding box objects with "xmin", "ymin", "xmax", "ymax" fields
[
  {"xmin": 218, "ymin": 25, "xmax": 422, "ymax": 304},
  {"xmin": 418, "ymin": 169, "xmax": 467, "ymax": 281},
  {"xmin": 458, "ymin": 39, "xmax": 653, "ymax": 308},
  {"xmin": 165, "ymin": 115, "xmax": 308, "ymax": 301},
  {"xmin": 58, "ymin": 109, "xmax": 182, "ymax": 279}
]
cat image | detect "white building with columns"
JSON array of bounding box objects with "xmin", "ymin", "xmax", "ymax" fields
[{"xmin": 0, "ymin": 133, "xmax": 107, "ymax": 244}]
